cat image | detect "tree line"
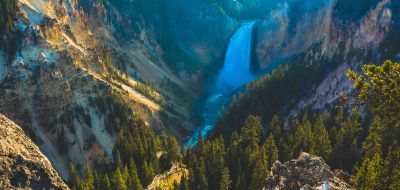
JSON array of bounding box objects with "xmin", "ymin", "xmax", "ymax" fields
[
  {"xmin": 68, "ymin": 60, "xmax": 400, "ymax": 190},
  {"xmin": 68, "ymin": 115, "xmax": 180, "ymax": 190}
]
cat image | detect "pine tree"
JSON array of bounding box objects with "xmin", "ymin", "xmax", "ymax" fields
[
  {"xmin": 333, "ymin": 110, "xmax": 361, "ymax": 171},
  {"xmin": 348, "ymin": 60, "xmax": 400, "ymax": 124},
  {"xmin": 381, "ymin": 143, "xmax": 400, "ymax": 190},
  {"xmin": 235, "ymin": 173, "xmax": 247, "ymax": 190},
  {"xmin": 302, "ymin": 119, "xmax": 314, "ymax": 154},
  {"xmin": 362, "ymin": 117, "xmax": 383, "ymax": 159},
  {"xmin": 122, "ymin": 166, "xmax": 129, "ymax": 185},
  {"xmin": 198, "ymin": 157, "xmax": 208, "ymax": 190},
  {"xmin": 197, "ymin": 135, "xmax": 206, "ymax": 157},
  {"xmin": 189, "ymin": 156, "xmax": 209, "ymax": 190},
  {"xmin": 93, "ymin": 171, "xmax": 100, "ymax": 190},
  {"xmin": 128, "ymin": 159, "xmax": 143, "ymax": 190},
  {"xmin": 313, "ymin": 116, "xmax": 332, "ymax": 161},
  {"xmin": 348, "ymin": 61, "xmax": 400, "ymax": 154},
  {"xmin": 111, "ymin": 167, "xmax": 127, "ymax": 190},
  {"xmin": 249, "ymin": 160, "xmax": 268, "ymax": 190},
  {"xmin": 204, "ymin": 137, "xmax": 225, "ymax": 189},
  {"xmin": 355, "ymin": 153, "xmax": 383, "ymax": 190},
  {"xmin": 69, "ymin": 163, "xmax": 81, "ymax": 189},
  {"xmin": 103, "ymin": 174, "xmax": 111, "ymax": 190},
  {"xmin": 241, "ymin": 115, "xmax": 263, "ymax": 147},
  {"xmin": 227, "ymin": 132, "xmax": 240, "ymax": 181},
  {"xmin": 142, "ymin": 160, "xmax": 155, "ymax": 186},
  {"xmin": 262, "ymin": 133, "xmax": 279, "ymax": 169},
  {"xmin": 219, "ymin": 167, "xmax": 231, "ymax": 190},
  {"xmin": 293, "ymin": 122, "xmax": 306, "ymax": 155},
  {"xmin": 282, "ymin": 135, "xmax": 294, "ymax": 162},
  {"xmin": 160, "ymin": 131, "xmax": 168, "ymax": 149},
  {"xmin": 84, "ymin": 166, "xmax": 95, "ymax": 190},
  {"xmin": 269, "ymin": 115, "xmax": 282, "ymax": 140},
  {"xmin": 167, "ymin": 136, "xmax": 180, "ymax": 162}
]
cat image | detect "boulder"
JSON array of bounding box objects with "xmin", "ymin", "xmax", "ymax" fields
[{"xmin": 264, "ymin": 152, "xmax": 353, "ymax": 190}]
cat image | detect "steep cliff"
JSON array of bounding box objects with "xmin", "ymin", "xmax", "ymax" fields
[
  {"xmin": 254, "ymin": 0, "xmax": 394, "ymax": 112},
  {"xmin": 0, "ymin": 0, "xmax": 235, "ymax": 179},
  {"xmin": 0, "ymin": 113, "xmax": 69, "ymax": 190},
  {"xmin": 255, "ymin": 0, "xmax": 391, "ymax": 69}
]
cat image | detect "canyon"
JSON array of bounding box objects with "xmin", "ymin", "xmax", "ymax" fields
[{"xmin": 0, "ymin": 0, "xmax": 399, "ymax": 189}]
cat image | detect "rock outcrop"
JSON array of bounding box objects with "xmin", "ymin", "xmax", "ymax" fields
[
  {"xmin": 264, "ymin": 152, "xmax": 353, "ymax": 190},
  {"xmin": 146, "ymin": 162, "xmax": 188, "ymax": 190},
  {"xmin": 0, "ymin": 113, "xmax": 69, "ymax": 190}
]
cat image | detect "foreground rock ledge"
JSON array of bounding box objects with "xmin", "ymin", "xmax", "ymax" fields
[
  {"xmin": 0, "ymin": 114, "xmax": 69, "ymax": 190},
  {"xmin": 264, "ymin": 152, "xmax": 353, "ymax": 190}
]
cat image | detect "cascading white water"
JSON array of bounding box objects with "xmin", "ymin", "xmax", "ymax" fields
[
  {"xmin": 216, "ymin": 21, "xmax": 257, "ymax": 94},
  {"xmin": 185, "ymin": 21, "xmax": 257, "ymax": 147}
]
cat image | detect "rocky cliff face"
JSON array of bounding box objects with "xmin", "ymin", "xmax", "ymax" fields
[
  {"xmin": 264, "ymin": 152, "xmax": 353, "ymax": 190},
  {"xmin": 2, "ymin": 0, "xmax": 396, "ymax": 185},
  {"xmin": 0, "ymin": 113, "xmax": 69, "ymax": 190},
  {"xmin": 0, "ymin": 0, "xmax": 234, "ymax": 179},
  {"xmin": 254, "ymin": 0, "xmax": 395, "ymax": 113},
  {"xmin": 255, "ymin": 0, "xmax": 334, "ymax": 68},
  {"xmin": 255, "ymin": 0, "xmax": 392, "ymax": 68}
]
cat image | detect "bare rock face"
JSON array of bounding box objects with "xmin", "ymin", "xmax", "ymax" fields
[
  {"xmin": 264, "ymin": 152, "xmax": 352, "ymax": 190},
  {"xmin": 146, "ymin": 162, "xmax": 188, "ymax": 190},
  {"xmin": 0, "ymin": 114, "xmax": 69, "ymax": 190}
]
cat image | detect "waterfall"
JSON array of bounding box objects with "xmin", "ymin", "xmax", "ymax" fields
[
  {"xmin": 216, "ymin": 21, "xmax": 257, "ymax": 95},
  {"xmin": 185, "ymin": 21, "xmax": 257, "ymax": 147}
]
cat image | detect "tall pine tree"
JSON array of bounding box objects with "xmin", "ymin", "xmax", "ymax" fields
[
  {"xmin": 312, "ymin": 116, "xmax": 332, "ymax": 162},
  {"xmin": 262, "ymin": 133, "xmax": 279, "ymax": 169},
  {"xmin": 128, "ymin": 159, "xmax": 143, "ymax": 190}
]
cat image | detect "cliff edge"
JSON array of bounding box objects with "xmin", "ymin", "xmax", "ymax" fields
[{"xmin": 0, "ymin": 113, "xmax": 69, "ymax": 190}]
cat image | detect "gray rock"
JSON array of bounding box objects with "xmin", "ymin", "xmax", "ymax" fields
[
  {"xmin": 0, "ymin": 114, "xmax": 69, "ymax": 190},
  {"xmin": 264, "ymin": 152, "xmax": 353, "ymax": 190}
]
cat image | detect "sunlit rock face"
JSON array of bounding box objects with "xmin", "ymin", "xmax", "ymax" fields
[
  {"xmin": 0, "ymin": 114, "xmax": 69, "ymax": 190},
  {"xmin": 0, "ymin": 0, "xmax": 237, "ymax": 180},
  {"xmin": 255, "ymin": 0, "xmax": 335, "ymax": 69},
  {"xmin": 252, "ymin": 0, "xmax": 393, "ymax": 114},
  {"xmin": 255, "ymin": 0, "xmax": 392, "ymax": 69}
]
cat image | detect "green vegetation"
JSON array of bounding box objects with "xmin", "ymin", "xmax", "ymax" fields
[
  {"xmin": 0, "ymin": 0, "xmax": 19, "ymax": 63},
  {"xmin": 182, "ymin": 115, "xmax": 277, "ymax": 190},
  {"xmin": 68, "ymin": 57, "xmax": 400, "ymax": 190},
  {"xmin": 348, "ymin": 60, "xmax": 400, "ymax": 190},
  {"xmin": 68, "ymin": 116, "xmax": 180, "ymax": 190},
  {"xmin": 88, "ymin": 88, "xmax": 134, "ymax": 133},
  {"xmin": 180, "ymin": 60, "xmax": 400, "ymax": 189},
  {"xmin": 68, "ymin": 85, "xmax": 181, "ymax": 189},
  {"xmin": 214, "ymin": 43, "xmax": 344, "ymax": 139}
]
